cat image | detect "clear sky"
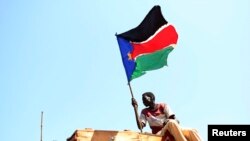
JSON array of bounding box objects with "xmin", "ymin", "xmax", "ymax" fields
[{"xmin": 0, "ymin": 0, "xmax": 249, "ymax": 141}]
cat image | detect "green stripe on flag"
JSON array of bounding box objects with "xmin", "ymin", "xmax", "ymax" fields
[{"xmin": 131, "ymin": 47, "xmax": 174, "ymax": 80}]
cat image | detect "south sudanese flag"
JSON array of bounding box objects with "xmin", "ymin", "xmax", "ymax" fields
[{"xmin": 116, "ymin": 5, "xmax": 178, "ymax": 82}]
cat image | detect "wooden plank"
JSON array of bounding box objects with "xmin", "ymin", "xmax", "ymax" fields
[{"xmin": 67, "ymin": 129, "xmax": 164, "ymax": 141}]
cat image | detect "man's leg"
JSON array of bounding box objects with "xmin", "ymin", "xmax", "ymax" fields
[
  {"xmin": 182, "ymin": 128, "xmax": 202, "ymax": 141},
  {"xmin": 164, "ymin": 119, "xmax": 187, "ymax": 141}
]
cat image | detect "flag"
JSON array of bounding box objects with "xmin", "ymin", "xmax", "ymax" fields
[{"xmin": 116, "ymin": 5, "xmax": 178, "ymax": 82}]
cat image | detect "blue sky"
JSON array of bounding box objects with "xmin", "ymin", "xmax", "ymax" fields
[{"xmin": 0, "ymin": 0, "xmax": 249, "ymax": 141}]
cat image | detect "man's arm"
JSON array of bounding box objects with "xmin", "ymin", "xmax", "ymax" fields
[
  {"xmin": 131, "ymin": 98, "xmax": 146, "ymax": 130},
  {"xmin": 169, "ymin": 115, "xmax": 176, "ymax": 119},
  {"xmin": 163, "ymin": 103, "xmax": 180, "ymax": 124}
]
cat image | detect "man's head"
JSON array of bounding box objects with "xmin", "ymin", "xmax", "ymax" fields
[{"xmin": 142, "ymin": 92, "xmax": 155, "ymax": 108}]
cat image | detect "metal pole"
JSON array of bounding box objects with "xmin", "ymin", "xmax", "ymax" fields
[{"xmin": 41, "ymin": 111, "xmax": 43, "ymax": 141}]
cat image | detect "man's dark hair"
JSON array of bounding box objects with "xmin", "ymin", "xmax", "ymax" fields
[{"xmin": 142, "ymin": 92, "xmax": 155, "ymax": 101}]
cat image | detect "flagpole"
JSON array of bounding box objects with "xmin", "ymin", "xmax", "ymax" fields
[
  {"xmin": 40, "ymin": 111, "xmax": 43, "ymax": 141},
  {"xmin": 128, "ymin": 82, "xmax": 143, "ymax": 133}
]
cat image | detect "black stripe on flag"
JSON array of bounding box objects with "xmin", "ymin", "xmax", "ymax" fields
[{"xmin": 117, "ymin": 5, "xmax": 168, "ymax": 42}]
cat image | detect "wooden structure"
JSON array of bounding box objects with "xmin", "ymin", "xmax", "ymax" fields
[{"xmin": 67, "ymin": 128, "xmax": 174, "ymax": 141}]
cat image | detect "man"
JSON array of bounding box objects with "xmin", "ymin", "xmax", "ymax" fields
[{"xmin": 132, "ymin": 92, "xmax": 202, "ymax": 141}]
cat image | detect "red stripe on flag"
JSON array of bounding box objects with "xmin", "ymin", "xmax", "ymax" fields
[{"xmin": 131, "ymin": 24, "xmax": 178, "ymax": 59}]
